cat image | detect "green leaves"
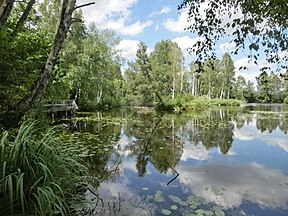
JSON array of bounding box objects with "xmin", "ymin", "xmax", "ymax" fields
[
  {"xmin": 179, "ymin": 0, "xmax": 288, "ymax": 68},
  {"xmin": 0, "ymin": 121, "xmax": 90, "ymax": 215}
]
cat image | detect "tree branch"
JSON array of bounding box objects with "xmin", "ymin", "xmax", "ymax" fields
[
  {"xmin": 12, "ymin": 0, "xmax": 35, "ymax": 38},
  {"xmin": 74, "ymin": 2, "xmax": 95, "ymax": 11},
  {"xmin": 0, "ymin": 0, "xmax": 16, "ymax": 29}
]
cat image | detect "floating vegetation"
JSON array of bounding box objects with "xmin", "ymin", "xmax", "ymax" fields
[
  {"xmin": 161, "ymin": 209, "xmax": 172, "ymax": 215},
  {"xmin": 154, "ymin": 190, "xmax": 164, "ymax": 203},
  {"xmin": 142, "ymin": 187, "xmax": 149, "ymax": 191},
  {"xmin": 242, "ymin": 192, "xmax": 249, "ymax": 198},
  {"xmin": 187, "ymin": 195, "xmax": 201, "ymax": 207},
  {"xmin": 195, "ymin": 209, "xmax": 205, "ymax": 215},
  {"xmin": 179, "ymin": 200, "xmax": 188, "ymax": 206},
  {"xmin": 215, "ymin": 209, "xmax": 225, "ymax": 216},
  {"xmin": 211, "ymin": 186, "xmax": 224, "ymax": 196},
  {"xmin": 194, "ymin": 209, "xmax": 215, "ymax": 216},
  {"xmin": 171, "ymin": 205, "xmax": 178, "ymax": 210},
  {"xmin": 168, "ymin": 195, "xmax": 182, "ymax": 203}
]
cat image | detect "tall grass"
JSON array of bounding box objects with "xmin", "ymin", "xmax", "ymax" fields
[{"xmin": 0, "ymin": 122, "xmax": 89, "ymax": 215}]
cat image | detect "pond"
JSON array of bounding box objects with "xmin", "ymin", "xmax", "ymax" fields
[{"xmin": 60, "ymin": 104, "xmax": 288, "ymax": 216}]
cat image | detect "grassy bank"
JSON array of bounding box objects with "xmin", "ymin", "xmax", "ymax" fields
[
  {"xmin": 156, "ymin": 96, "xmax": 242, "ymax": 111},
  {"xmin": 0, "ymin": 122, "xmax": 90, "ymax": 215}
]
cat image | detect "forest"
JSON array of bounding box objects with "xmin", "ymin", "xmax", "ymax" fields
[
  {"xmin": 1, "ymin": 1, "xmax": 288, "ymax": 127},
  {"xmin": 0, "ymin": 0, "xmax": 287, "ymax": 215}
]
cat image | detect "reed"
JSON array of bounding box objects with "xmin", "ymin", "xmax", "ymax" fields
[{"xmin": 0, "ymin": 122, "xmax": 89, "ymax": 215}]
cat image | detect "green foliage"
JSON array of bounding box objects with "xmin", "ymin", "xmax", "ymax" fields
[
  {"xmin": 0, "ymin": 122, "xmax": 90, "ymax": 215},
  {"xmin": 284, "ymin": 96, "xmax": 288, "ymax": 104},
  {"xmin": 0, "ymin": 26, "xmax": 49, "ymax": 111},
  {"xmin": 179, "ymin": 0, "xmax": 288, "ymax": 67},
  {"xmin": 209, "ymin": 99, "xmax": 242, "ymax": 106}
]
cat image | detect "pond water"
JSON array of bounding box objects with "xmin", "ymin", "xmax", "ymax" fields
[{"xmin": 61, "ymin": 104, "xmax": 288, "ymax": 216}]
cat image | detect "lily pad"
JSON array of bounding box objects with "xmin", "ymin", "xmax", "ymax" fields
[
  {"xmin": 179, "ymin": 200, "xmax": 188, "ymax": 206},
  {"xmin": 187, "ymin": 195, "xmax": 201, "ymax": 206},
  {"xmin": 171, "ymin": 205, "xmax": 178, "ymax": 210},
  {"xmin": 161, "ymin": 209, "xmax": 172, "ymax": 215},
  {"xmin": 155, "ymin": 190, "xmax": 164, "ymax": 203},
  {"xmin": 204, "ymin": 210, "xmax": 214, "ymax": 216},
  {"xmin": 168, "ymin": 195, "xmax": 182, "ymax": 203},
  {"xmin": 142, "ymin": 187, "xmax": 149, "ymax": 191},
  {"xmin": 196, "ymin": 209, "xmax": 205, "ymax": 216},
  {"xmin": 190, "ymin": 204, "xmax": 198, "ymax": 209},
  {"xmin": 242, "ymin": 192, "xmax": 249, "ymax": 198},
  {"xmin": 211, "ymin": 186, "xmax": 224, "ymax": 196},
  {"xmin": 215, "ymin": 210, "xmax": 225, "ymax": 216}
]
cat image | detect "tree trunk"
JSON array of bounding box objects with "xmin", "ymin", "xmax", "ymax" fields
[
  {"xmin": 3, "ymin": 0, "xmax": 94, "ymax": 128},
  {"xmin": 0, "ymin": 0, "xmax": 15, "ymax": 29},
  {"xmin": 11, "ymin": 0, "xmax": 36, "ymax": 38}
]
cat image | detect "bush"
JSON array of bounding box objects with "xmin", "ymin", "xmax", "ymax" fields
[
  {"xmin": 0, "ymin": 122, "xmax": 89, "ymax": 215},
  {"xmin": 209, "ymin": 99, "xmax": 242, "ymax": 106},
  {"xmin": 284, "ymin": 96, "xmax": 288, "ymax": 104}
]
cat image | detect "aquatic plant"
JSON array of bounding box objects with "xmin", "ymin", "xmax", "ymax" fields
[
  {"xmin": 0, "ymin": 122, "xmax": 90, "ymax": 215},
  {"xmin": 161, "ymin": 209, "xmax": 172, "ymax": 215}
]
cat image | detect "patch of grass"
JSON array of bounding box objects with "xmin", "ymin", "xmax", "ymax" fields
[
  {"xmin": 284, "ymin": 96, "xmax": 288, "ymax": 104},
  {"xmin": 0, "ymin": 122, "xmax": 90, "ymax": 215},
  {"xmin": 209, "ymin": 99, "xmax": 242, "ymax": 106}
]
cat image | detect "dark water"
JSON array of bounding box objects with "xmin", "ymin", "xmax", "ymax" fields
[{"xmin": 62, "ymin": 104, "xmax": 288, "ymax": 216}]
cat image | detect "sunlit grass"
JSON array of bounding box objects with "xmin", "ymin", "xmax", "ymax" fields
[{"xmin": 0, "ymin": 122, "xmax": 90, "ymax": 215}]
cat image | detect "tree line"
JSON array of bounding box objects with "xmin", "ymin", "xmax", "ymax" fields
[
  {"xmin": 123, "ymin": 41, "xmax": 288, "ymax": 106},
  {"xmin": 1, "ymin": 0, "xmax": 288, "ymax": 128}
]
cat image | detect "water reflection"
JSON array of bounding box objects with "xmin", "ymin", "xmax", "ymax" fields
[
  {"xmin": 178, "ymin": 162, "xmax": 288, "ymax": 209},
  {"xmin": 64, "ymin": 105, "xmax": 288, "ymax": 215}
]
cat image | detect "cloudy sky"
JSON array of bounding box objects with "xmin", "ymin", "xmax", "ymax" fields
[{"xmin": 77, "ymin": 0, "xmax": 282, "ymax": 83}]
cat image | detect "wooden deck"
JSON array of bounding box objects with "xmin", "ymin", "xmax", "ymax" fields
[{"xmin": 44, "ymin": 100, "xmax": 78, "ymax": 117}]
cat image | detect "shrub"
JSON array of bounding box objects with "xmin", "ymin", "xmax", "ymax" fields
[
  {"xmin": 0, "ymin": 122, "xmax": 89, "ymax": 215},
  {"xmin": 284, "ymin": 96, "xmax": 288, "ymax": 104}
]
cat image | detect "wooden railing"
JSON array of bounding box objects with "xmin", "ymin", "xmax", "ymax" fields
[{"xmin": 44, "ymin": 100, "xmax": 78, "ymax": 116}]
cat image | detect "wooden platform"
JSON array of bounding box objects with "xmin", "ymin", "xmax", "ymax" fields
[{"xmin": 44, "ymin": 100, "xmax": 78, "ymax": 117}]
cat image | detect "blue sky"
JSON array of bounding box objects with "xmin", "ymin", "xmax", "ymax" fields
[{"xmin": 78, "ymin": 0, "xmax": 286, "ymax": 83}]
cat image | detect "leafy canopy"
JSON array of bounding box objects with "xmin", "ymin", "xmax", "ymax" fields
[{"xmin": 179, "ymin": 0, "xmax": 288, "ymax": 70}]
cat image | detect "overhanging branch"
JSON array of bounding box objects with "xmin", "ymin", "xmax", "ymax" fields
[{"xmin": 74, "ymin": 2, "xmax": 95, "ymax": 11}]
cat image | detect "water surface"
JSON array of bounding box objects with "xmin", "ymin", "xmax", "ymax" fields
[{"xmin": 62, "ymin": 104, "xmax": 288, "ymax": 216}]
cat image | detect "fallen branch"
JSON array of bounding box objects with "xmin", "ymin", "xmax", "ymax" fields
[{"xmin": 167, "ymin": 163, "xmax": 179, "ymax": 185}]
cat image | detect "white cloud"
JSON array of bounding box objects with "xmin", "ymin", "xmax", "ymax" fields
[
  {"xmin": 178, "ymin": 162, "xmax": 288, "ymax": 209},
  {"xmin": 160, "ymin": 6, "xmax": 172, "ymax": 14},
  {"xmin": 219, "ymin": 42, "xmax": 236, "ymax": 54},
  {"xmin": 181, "ymin": 142, "xmax": 210, "ymax": 161},
  {"xmin": 78, "ymin": 0, "xmax": 152, "ymax": 35},
  {"xmin": 234, "ymin": 57, "xmax": 272, "ymax": 83},
  {"xmin": 163, "ymin": 9, "xmax": 189, "ymax": 33},
  {"xmin": 149, "ymin": 5, "xmax": 172, "ymax": 17},
  {"xmin": 172, "ymin": 36, "xmax": 203, "ymax": 60},
  {"xmin": 117, "ymin": 39, "xmax": 139, "ymax": 61},
  {"xmin": 234, "ymin": 118, "xmax": 288, "ymax": 153}
]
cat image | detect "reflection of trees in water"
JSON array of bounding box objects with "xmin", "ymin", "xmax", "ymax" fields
[
  {"xmin": 122, "ymin": 112, "xmax": 183, "ymax": 176},
  {"xmin": 279, "ymin": 115, "xmax": 288, "ymax": 134},
  {"xmin": 255, "ymin": 113, "xmax": 288, "ymax": 133},
  {"xmin": 198, "ymin": 110, "xmax": 234, "ymax": 154},
  {"xmin": 69, "ymin": 108, "xmax": 288, "ymax": 179}
]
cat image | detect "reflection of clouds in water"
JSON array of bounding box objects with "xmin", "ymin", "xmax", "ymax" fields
[
  {"xmin": 114, "ymin": 128, "xmax": 136, "ymax": 156},
  {"xmin": 178, "ymin": 162, "xmax": 288, "ymax": 209},
  {"xmin": 217, "ymin": 147, "xmax": 237, "ymax": 156},
  {"xmin": 234, "ymin": 124, "xmax": 288, "ymax": 152},
  {"xmin": 181, "ymin": 141, "xmax": 210, "ymax": 161},
  {"xmin": 93, "ymin": 164, "xmax": 155, "ymax": 215}
]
